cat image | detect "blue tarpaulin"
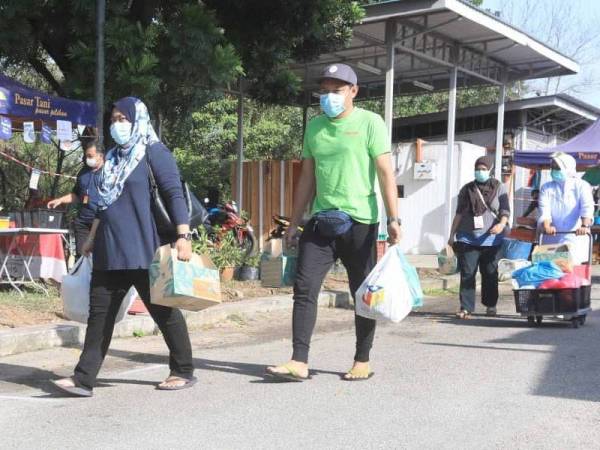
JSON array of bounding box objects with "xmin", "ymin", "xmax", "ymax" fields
[
  {"xmin": 514, "ymin": 119, "xmax": 600, "ymax": 168},
  {"xmin": 0, "ymin": 73, "xmax": 96, "ymax": 127}
]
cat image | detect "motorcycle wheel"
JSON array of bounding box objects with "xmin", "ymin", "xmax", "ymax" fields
[{"xmin": 238, "ymin": 229, "xmax": 257, "ymax": 257}]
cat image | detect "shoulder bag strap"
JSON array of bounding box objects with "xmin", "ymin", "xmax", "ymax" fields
[{"xmin": 474, "ymin": 186, "xmax": 498, "ymax": 219}]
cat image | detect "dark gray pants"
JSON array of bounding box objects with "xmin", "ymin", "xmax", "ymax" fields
[
  {"xmin": 292, "ymin": 220, "xmax": 378, "ymax": 364},
  {"xmin": 454, "ymin": 242, "xmax": 501, "ymax": 313}
]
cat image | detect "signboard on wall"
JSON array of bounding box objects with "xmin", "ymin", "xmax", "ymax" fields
[{"xmin": 413, "ymin": 160, "xmax": 436, "ymax": 180}]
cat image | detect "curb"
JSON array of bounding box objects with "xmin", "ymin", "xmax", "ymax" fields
[{"xmin": 0, "ymin": 291, "xmax": 351, "ymax": 358}]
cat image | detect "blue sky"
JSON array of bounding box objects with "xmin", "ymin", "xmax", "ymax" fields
[{"xmin": 481, "ymin": 0, "xmax": 600, "ymax": 108}]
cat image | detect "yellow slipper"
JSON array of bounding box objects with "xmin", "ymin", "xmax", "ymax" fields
[{"xmin": 342, "ymin": 366, "xmax": 374, "ymax": 382}]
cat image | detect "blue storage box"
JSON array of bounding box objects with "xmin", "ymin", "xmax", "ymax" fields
[{"xmin": 501, "ymin": 238, "xmax": 532, "ymax": 260}]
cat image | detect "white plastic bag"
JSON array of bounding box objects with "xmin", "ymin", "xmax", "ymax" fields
[
  {"xmin": 498, "ymin": 259, "xmax": 531, "ymax": 282},
  {"xmin": 61, "ymin": 256, "xmax": 136, "ymax": 324},
  {"xmin": 356, "ymin": 245, "xmax": 413, "ymax": 323}
]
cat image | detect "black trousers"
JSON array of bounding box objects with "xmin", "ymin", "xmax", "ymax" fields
[
  {"xmin": 454, "ymin": 242, "xmax": 501, "ymax": 313},
  {"xmin": 292, "ymin": 220, "xmax": 378, "ymax": 364},
  {"xmin": 74, "ymin": 269, "xmax": 194, "ymax": 389},
  {"xmin": 73, "ymin": 219, "xmax": 91, "ymax": 259}
]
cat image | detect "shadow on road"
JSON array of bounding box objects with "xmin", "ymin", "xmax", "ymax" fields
[
  {"xmin": 489, "ymin": 309, "xmax": 600, "ymax": 403},
  {"xmin": 417, "ymin": 307, "xmax": 600, "ymax": 403}
]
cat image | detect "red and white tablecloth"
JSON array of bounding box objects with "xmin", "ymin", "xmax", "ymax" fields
[{"xmin": 0, "ymin": 228, "xmax": 68, "ymax": 283}]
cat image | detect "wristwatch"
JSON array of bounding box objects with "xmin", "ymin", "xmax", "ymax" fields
[
  {"xmin": 177, "ymin": 232, "xmax": 193, "ymax": 241},
  {"xmin": 387, "ymin": 217, "xmax": 402, "ymax": 226}
]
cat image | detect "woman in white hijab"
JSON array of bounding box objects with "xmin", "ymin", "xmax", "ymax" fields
[{"xmin": 538, "ymin": 152, "xmax": 594, "ymax": 261}]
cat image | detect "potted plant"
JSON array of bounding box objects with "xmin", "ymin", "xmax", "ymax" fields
[
  {"xmin": 211, "ymin": 232, "xmax": 243, "ymax": 282},
  {"xmin": 192, "ymin": 226, "xmax": 213, "ymax": 255},
  {"xmin": 238, "ymin": 254, "xmax": 261, "ymax": 281}
]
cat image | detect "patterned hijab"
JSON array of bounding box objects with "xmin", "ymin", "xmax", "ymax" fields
[{"xmin": 96, "ymin": 97, "xmax": 159, "ymax": 210}]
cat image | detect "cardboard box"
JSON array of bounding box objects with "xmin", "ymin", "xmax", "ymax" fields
[
  {"xmin": 149, "ymin": 245, "xmax": 222, "ymax": 311},
  {"xmin": 261, "ymin": 256, "xmax": 297, "ymax": 288}
]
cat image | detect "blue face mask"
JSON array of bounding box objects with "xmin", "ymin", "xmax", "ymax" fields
[
  {"xmin": 110, "ymin": 121, "xmax": 132, "ymax": 146},
  {"xmin": 320, "ymin": 92, "xmax": 346, "ymax": 118},
  {"xmin": 474, "ymin": 169, "xmax": 490, "ymax": 183},
  {"xmin": 551, "ymin": 169, "xmax": 566, "ymax": 182}
]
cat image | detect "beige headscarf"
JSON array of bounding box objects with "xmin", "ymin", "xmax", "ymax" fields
[{"xmin": 551, "ymin": 152, "xmax": 577, "ymax": 178}]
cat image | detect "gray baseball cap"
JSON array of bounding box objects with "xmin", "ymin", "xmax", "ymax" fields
[{"xmin": 318, "ymin": 63, "xmax": 358, "ymax": 85}]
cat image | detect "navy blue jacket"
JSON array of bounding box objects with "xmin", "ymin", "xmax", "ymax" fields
[{"xmin": 93, "ymin": 142, "xmax": 188, "ymax": 270}]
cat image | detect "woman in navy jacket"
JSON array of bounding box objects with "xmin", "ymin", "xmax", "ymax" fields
[{"xmin": 52, "ymin": 97, "xmax": 195, "ymax": 396}]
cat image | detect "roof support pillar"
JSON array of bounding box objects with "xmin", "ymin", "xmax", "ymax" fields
[
  {"xmin": 379, "ymin": 19, "xmax": 397, "ymax": 239},
  {"xmin": 495, "ymin": 83, "xmax": 506, "ymax": 180},
  {"xmin": 236, "ymin": 78, "xmax": 244, "ymax": 211},
  {"xmin": 384, "ymin": 19, "xmax": 397, "ymax": 143},
  {"xmin": 444, "ymin": 65, "xmax": 458, "ymax": 238}
]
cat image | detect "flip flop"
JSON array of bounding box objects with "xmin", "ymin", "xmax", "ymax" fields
[
  {"xmin": 51, "ymin": 378, "xmax": 93, "ymax": 397},
  {"xmin": 156, "ymin": 376, "xmax": 198, "ymax": 391},
  {"xmin": 342, "ymin": 368, "xmax": 374, "ymax": 382},
  {"xmin": 265, "ymin": 364, "xmax": 311, "ymax": 382}
]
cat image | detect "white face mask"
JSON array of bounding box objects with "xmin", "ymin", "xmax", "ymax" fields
[{"xmin": 86, "ymin": 157, "xmax": 98, "ymax": 168}]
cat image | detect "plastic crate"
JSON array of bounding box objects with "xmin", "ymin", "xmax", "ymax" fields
[
  {"xmin": 513, "ymin": 285, "xmax": 591, "ymax": 315},
  {"xmin": 31, "ymin": 209, "xmax": 64, "ymax": 229},
  {"xmin": 22, "ymin": 211, "xmax": 33, "ymax": 227}
]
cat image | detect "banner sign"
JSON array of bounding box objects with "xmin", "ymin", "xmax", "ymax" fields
[
  {"xmin": 56, "ymin": 120, "xmax": 72, "ymax": 141},
  {"xmin": 0, "ymin": 74, "xmax": 96, "ymax": 126},
  {"xmin": 41, "ymin": 123, "xmax": 52, "ymax": 144},
  {"xmin": 29, "ymin": 168, "xmax": 41, "ymax": 190},
  {"xmin": 23, "ymin": 121, "xmax": 35, "ymax": 143},
  {"xmin": 0, "ymin": 116, "xmax": 11, "ymax": 140}
]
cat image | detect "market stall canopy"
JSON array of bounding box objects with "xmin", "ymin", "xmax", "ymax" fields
[
  {"xmin": 0, "ymin": 74, "xmax": 96, "ymax": 127},
  {"xmin": 514, "ymin": 119, "xmax": 600, "ymax": 169}
]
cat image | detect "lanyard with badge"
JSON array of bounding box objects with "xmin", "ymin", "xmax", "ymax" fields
[{"xmin": 473, "ymin": 186, "xmax": 498, "ymax": 230}]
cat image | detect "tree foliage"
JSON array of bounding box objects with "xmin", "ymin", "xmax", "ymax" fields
[
  {"xmin": 0, "ymin": 0, "xmax": 364, "ymax": 121},
  {"xmin": 171, "ymin": 96, "xmax": 303, "ymax": 198}
]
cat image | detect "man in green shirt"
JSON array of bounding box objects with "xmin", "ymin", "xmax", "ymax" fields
[{"xmin": 266, "ymin": 63, "xmax": 401, "ymax": 381}]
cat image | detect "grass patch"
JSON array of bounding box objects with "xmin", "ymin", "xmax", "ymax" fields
[
  {"xmin": 423, "ymin": 286, "xmax": 459, "ymax": 297},
  {"xmin": 0, "ymin": 285, "xmax": 61, "ymax": 313}
]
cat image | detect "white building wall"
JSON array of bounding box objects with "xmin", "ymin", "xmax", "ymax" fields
[{"xmin": 394, "ymin": 141, "xmax": 486, "ymax": 254}]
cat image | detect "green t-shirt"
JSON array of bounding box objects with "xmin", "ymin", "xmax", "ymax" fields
[{"xmin": 303, "ymin": 107, "xmax": 389, "ymax": 224}]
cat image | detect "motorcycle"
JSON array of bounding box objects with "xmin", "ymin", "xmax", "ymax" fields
[
  {"xmin": 207, "ymin": 202, "xmax": 257, "ymax": 257},
  {"xmin": 268, "ymin": 215, "xmax": 303, "ymax": 241}
]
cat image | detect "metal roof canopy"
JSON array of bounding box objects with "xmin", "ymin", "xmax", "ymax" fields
[
  {"xmin": 394, "ymin": 94, "xmax": 599, "ymax": 139},
  {"xmin": 292, "ymin": 0, "xmax": 579, "ymax": 103}
]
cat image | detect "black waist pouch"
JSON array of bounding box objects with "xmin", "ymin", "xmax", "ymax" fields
[{"xmin": 313, "ymin": 210, "xmax": 354, "ymax": 238}]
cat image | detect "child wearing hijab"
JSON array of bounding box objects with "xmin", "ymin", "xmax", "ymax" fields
[{"xmin": 448, "ymin": 156, "xmax": 510, "ymax": 319}]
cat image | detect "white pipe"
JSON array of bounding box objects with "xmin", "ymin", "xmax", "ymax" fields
[
  {"xmin": 258, "ymin": 162, "xmax": 264, "ymax": 251},
  {"xmin": 236, "ymin": 79, "xmax": 244, "ymax": 211},
  {"xmin": 280, "ymin": 160, "xmax": 285, "ymax": 216}
]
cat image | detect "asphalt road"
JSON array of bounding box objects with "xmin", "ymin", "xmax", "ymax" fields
[{"xmin": 1, "ymin": 291, "xmax": 599, "ymax": 450}]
